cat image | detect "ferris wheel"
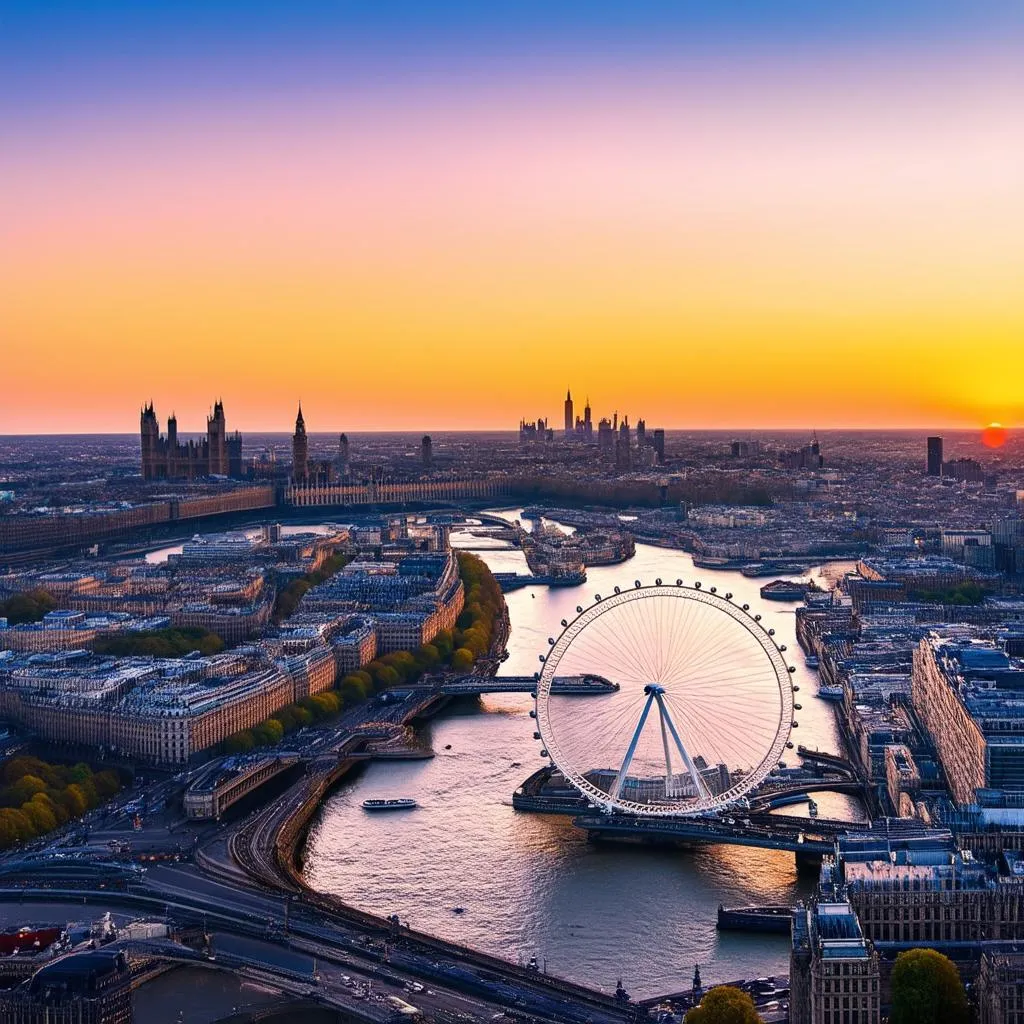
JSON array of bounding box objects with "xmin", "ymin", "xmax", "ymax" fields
[{"xmin": 532, "ymin": 581, "xmax": 795, "ymax": 816}]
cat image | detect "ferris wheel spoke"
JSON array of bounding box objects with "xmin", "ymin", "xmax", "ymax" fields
[{"xmin": 620, "ymin": 594, "xmax": 661, "ymax": 682}]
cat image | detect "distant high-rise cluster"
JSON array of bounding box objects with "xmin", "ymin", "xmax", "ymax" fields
[
  {"xmin": 520, "ymin": 389, "xmax": 664, "ymax": 464},
  {"xmin": 140, "ymin": 400, "xmax": 243, "ymax": 480}
]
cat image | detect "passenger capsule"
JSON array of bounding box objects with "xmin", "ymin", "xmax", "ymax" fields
[
  {"xmin": 742, "ymin": 603, "xmax": 750, "ymax": 611},
  {"xmin": 635, "ymin": 580, "xmax": 642, "ymax": 588},
  {"xmin": 788, "ymin": 665, "xmax": 796, "ymax": 673},
  {"xmin": 768, "ymin": 628, "xmax": 775, "ymax": 636},
  {"xmin": 780, "ymin": 645, "xmax": 787, "ymax": 652},
  {"xmin": 754, "ymin": 614, "xmax": 761, "ymax": 621},
  {"xmin": 529, "ymin": 709, "xmax": 536, "ymax": 718},
  {"xmin": 533, "ymin": 732, "xmax": 541, "ymax": 740},
  {"xmin": 540, "ymin": 749, "xmax": 548, "ymax": 758},
  {"xmin": 614, "ymin": 586, "xmax": 620, "ymax": 594},
  {"xmin": 561, "ymin": 619, "xmax": 568, "ymax": 627},
  {"xmin": 694, "ymin": 582, "xmax": 702, "ymax": 589},
  {"xmin": 576, "ymin": 606, "xmax": 583, "ymax": 613},
  {"xmin": 710, "ymin": 586, "xmax": 717, "ymax": 593},
  {"xmin": 794, "ymin": 703, "xmax": 802, "ymax": 711},
  {"xmin": 676, "ymin": 579, "xmax": 683, "ymax": 586},
  {"xmin": 548, "ymin": 637, "xmax": 555, "ymax": 646},
  {"xmin": 725, "ymin": 592, "xmax": 733, "ymax": 600},
  {"xmin": 655, "ymin": 578, "xmax": 662, "ymax": 586}
]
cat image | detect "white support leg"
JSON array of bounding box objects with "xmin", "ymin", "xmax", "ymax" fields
[
  {"xmin": 654, "ymin": 692, "xmax": 711, "ymax": 801},
  {"xmin": 610, "ymin": 692, "xmax": 656, "ymax": 802}
]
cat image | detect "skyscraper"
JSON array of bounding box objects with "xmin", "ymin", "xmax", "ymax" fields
[
  {"xmin": 564, "ymin": 388, "xmax": 574, "ymax": 437},
  {"xmin": 421, "ymin": 434, "xmax": 433, "ymax": 469},
  {"xmin": 927, "ymin": 436, "xmax": 944, "ymax": 476},
  {"xmin": 292, "ymin": 403, "xmax": 308, "ymax": 482},
  {"xmin": 583, "ymin": 398, "xmax": 593, "ymax": 440},
  {"xmin": 615, "ymin": 417, "xmax": 632, "ymax": 471},
  {"xmin": 337, "ymin": 432, "xmax": 349, "ymax": 476},
  {"xmin": 653, "ymin": 428, "xmax": 665, "ymax": 465}
]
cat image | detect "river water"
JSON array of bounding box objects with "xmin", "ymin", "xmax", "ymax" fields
[{"xmin": 303, "ymin": 511, "xmax": 859, "ymax": 997}]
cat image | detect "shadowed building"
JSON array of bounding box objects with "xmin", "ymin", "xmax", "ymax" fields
[
  {"xmin": 140, "ymin": 400, "xmax": 242, "ymax": 480},
  {"xmin": 0, "ymin": 948, "xmax": 133, "ymax": 1023},
  {"xmin": 292, "ymin": 404, "xmax": 309, "ymax": 483}
]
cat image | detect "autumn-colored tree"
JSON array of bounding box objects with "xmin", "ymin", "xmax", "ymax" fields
[{"xmin": 685, "ymin": 987, "xmax": 762, "ymax": 1024}]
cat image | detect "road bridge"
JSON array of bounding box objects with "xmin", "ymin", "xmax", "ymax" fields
[
  {"xmin": 184, "ymin": 755, "xmax": 301, "ymax": 821},
  {"xmin": 573, "ymin": 813, "xmax": 835, "ymax": 856}
]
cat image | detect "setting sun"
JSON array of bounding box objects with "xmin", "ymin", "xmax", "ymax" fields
[{"xmin": 982, "ymin": 423, "xmax": 1009, "ymax": 449}]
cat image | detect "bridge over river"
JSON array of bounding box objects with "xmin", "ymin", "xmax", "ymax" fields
[{"xmin": 573, "ymin": 812, "xmax": 836, "ymax": 858}]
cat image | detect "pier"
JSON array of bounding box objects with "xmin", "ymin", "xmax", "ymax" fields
[
  {"xmin": 437, "ymin": 674, "xmax": 618, "ymax": 696},
  {"xmin": 494, "ymin": 571, "xmax": 587, "ymax": 591}
]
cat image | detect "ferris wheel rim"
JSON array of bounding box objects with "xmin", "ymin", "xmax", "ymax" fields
[{"xmin": 534, "ymin": 582, "xmax": 794, "ymax": 817}]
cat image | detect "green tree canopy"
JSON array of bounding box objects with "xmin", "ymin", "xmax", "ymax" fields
[
  {"xmin": 889, "ymin": 949, "xmax": 968, "ymax": 1024},
  {"xmin": 0, "ymin": 588, "xmax": 57, "ymax": 625},
  {"xmin": 685, "ymin": 987, "xmax": 762, "ymax": 1024}
]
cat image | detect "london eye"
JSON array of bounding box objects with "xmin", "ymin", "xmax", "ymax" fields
[{"xmin": 532, "ymin": 582, "xmax": 794, "ymax": 816}]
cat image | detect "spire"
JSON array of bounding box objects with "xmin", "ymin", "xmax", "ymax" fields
[
  {"xmin": 566, "ymin": 387, "xmax": 572, "ymax": 401},
  {"xmin": 295, "ymin": 402, "xmax": 305, "ymax": 431}
]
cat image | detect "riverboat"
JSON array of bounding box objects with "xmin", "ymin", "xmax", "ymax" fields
[
  {"xmin": 805, "ymin": 655, "xmax": 820, "ymax": 669},
  {"xmin": 362, "ymin": 798, "xmax": 418, "ymax": 812},
  {"xmin": 816, "ymin": 684, "xmax": 843, "ymax": 701},
  {"xmin": 759, "ymin": 579, "xmax": 810, "ymax": 602},
  {"xmin": 716, "ymin": 905, "xmax": 792, "ymax": 934},
  {"xmin": 741, "ymin": 562, "xmax": 808, "ymax": 578}
]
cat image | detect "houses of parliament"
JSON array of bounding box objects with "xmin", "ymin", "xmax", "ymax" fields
[{"xmin": 140, "ymin": 401, "xmax": 244, "ymax": 481}]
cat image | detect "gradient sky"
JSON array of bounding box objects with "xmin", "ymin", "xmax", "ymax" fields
[{"xmin": 2, "ymin": 3, "xmax": 1022, "ymax": 433}]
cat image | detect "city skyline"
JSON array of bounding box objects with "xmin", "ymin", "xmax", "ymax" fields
[{"xmin": 2, "ymin": 3, "xmax": 1023, "ymax": 433}]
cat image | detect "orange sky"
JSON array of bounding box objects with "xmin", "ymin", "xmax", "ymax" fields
[{"xmin": 2, "ymin": 46, "xmax": 1022, "ymax": 433}]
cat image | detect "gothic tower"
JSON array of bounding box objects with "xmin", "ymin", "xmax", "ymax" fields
[
  {"xmin": 207, "ymin": 400, "xmax": 228, "ymax": 476},
  {"xmin": 140, "ymin": 403, "xmax": 160, "ymax": 481},
  {"xmin": 292, "ymin": 404, "xmax": 309, "ymax": 483}
]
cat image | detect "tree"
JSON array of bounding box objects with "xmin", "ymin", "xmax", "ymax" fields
[
  {"xmin": 685, "ymin": 987, "xmax": 762, "ymax": 1024},
  {"xmin": 889, "ymin": 949, "xmax": 968, "ymax": 1024},
  {"xmin": 451, "ymin": 647, "xmax": 474, "ymax": 671}
]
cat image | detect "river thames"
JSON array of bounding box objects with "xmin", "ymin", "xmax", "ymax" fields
[{"xmin": 303, "ymin": 511, "xmax": 861, "ymax": 997}]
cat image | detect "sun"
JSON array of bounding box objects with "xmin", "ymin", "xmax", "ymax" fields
[{"xmin": 982, "ymin": 423, "xmax": 1008, "ymax": 449}]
